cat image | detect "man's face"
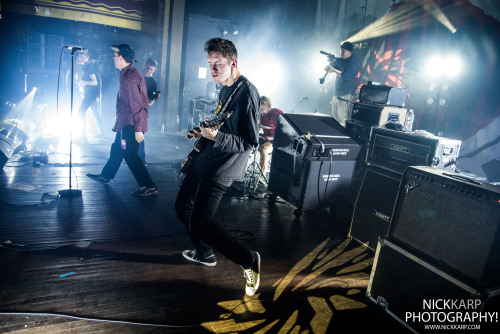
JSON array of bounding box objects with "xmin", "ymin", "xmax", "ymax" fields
[
  {"xmin": 208, "ymin": 52, "xmax": 234, "ymax": 86},
  {"xmin": 144, "ymin": 65, "xmax": 156, "ymax": 77},
  {"xmin": 77, "ymin": 53, "xmax": 89, "ymax": 65},
  {"xmin": 260, "ymin": 104, "xmax": 271, "ymax": 115},
  {"xmin": 340, "ymin": 48, "xmax": 352, "ymax": 59},
  {"xmin": 114, "ymin": 51, "xmax": 124, "ymax": 69}
]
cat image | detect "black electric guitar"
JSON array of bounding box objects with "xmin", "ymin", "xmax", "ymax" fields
[{"xmin": 179, "ymin": 111, "xmax": 232, "ymax": 174}]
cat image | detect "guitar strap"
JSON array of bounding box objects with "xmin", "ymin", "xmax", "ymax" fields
[{"xmin": 216, "ymin": 78, "xmax": 244, "ymax": 116}]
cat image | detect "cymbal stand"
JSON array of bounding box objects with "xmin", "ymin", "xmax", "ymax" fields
[{"xmin": 243, "ymin": 146, "xmax": 267, "ymax": 196}]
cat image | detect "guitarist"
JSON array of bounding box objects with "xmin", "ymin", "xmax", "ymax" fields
[
  {"xmin": 75, "ymin": 50, "xmax": 101, "ymax": 142},
  {"xmin": 175, "ymin": 38, "xmax": 262, "ymax": 296}
]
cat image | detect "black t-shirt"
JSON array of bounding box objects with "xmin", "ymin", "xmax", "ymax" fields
[
  {"xmin": 82, "ymin": 61, "xmax": 99, "ymax": 97},
  {"xmin": 144, "ymin": 76, "xmax": 158, "ymax": 101},
  {"xmin": 190, "ymin": 76, "xmax": 260, "ymax": 186}
]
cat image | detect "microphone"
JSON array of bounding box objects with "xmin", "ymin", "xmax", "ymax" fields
[{"xmin": 64, "ymin": 46, "xmax": 86, "ymax": 52}]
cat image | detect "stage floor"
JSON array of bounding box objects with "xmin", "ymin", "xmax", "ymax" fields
[{"xmin": 0, "ymin": 131, "xmax": 412, "ymax": 333}]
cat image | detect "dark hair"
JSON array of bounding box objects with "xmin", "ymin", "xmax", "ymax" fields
[
  {"xmin": 146, "ymin": 58, "xmax": 158, "ymax": 67},
  {"xmin": 204, "ymin": 38, "xmax": 238, "ymax": 61}
]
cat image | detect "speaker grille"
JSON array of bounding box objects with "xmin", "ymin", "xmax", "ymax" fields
[
  {"xmin": 349, "ymin": 167, "xmax": 401, "ymax": 250},
  {"xmin": 389, "ymin": 166, "xmax": 500, "ymax": 287}
]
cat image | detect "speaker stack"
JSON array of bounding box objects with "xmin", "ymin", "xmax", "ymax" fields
[
  {"xmin": 367, "ymin": 166, "xmax": 500, "ymax": 333},
  {"xmin": 348, "ymin": 126, "xmax": 461, "ymax": 251},
  {"xmin": 268, "ymin": 114, "xmax": 360, "ymax": 216}
]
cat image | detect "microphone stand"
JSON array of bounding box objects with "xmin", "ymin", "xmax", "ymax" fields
[
  {"xmin": 319, "ymin": 71, "xmax": 328, "ymax": 84},
  {"xmin": 290, "ymin": 97, "xmax": 308, "ymax": 113},
  {"xmin": 59, "ymin": 48, "xmax": 82, "ymax": 198}
]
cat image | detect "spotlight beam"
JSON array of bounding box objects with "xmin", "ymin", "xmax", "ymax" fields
[
  {"xmin": 7, "ymin": 87, "xmax": 37, "ymax": 121},
  {"xmin": 348, "ymin": 2, "xmax": 456, "ymax": 43}
]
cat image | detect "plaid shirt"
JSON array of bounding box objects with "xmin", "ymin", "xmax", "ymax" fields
[{"xmin": 113, "ymin": 63, "xmax": 149, "ymax": 133}]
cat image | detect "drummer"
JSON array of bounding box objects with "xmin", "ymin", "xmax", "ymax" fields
[{"xmin": 259, "ymin": 96, "xmax": 284, "ymax": 174}]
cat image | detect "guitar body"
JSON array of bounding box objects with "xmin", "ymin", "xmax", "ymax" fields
[
  {"xmin": 179, "ymin": 137, "xmax": 208, "ymax": 174},
  {"xmin": 179, "ymin": 111, "xmax": 232, "ymax": 174}
]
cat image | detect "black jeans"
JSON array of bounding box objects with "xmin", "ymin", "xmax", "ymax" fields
[
  {"xmin": 175, "ymin": 171, "xmax": 254, "ymax": 268},
  {"xmin": 100, "ymin": 125, "xmax": 155, "ymax": 189},
  {"xmin": 78, "ymin": 93, "xmax": 101, "ymax": 135}
]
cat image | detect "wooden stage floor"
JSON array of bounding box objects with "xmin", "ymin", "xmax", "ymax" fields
[{"xmin": 0, "ymin": 131, "xmax": 413, "ymax": 333}]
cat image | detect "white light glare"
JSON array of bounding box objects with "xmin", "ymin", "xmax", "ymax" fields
[
  {"xmin": 425, "ymin": 54, "xmax": 462, "ymax": 78},
  {"xmin": 245, "ymin": 55, "xmax": 284, "ymax": 96},
  {"xmin": 445, "ymin": 56, "xmax": 462, "ymax": 78}
]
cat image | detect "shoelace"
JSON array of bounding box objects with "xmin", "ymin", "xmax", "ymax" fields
[{"xmin": 243, "ymin": 269, "xmax": 254, "ymax": 285}]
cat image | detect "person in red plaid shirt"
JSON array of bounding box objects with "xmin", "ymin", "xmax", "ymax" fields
[{"xmin": 87, "ymin": 44, "xmax": 157, "ymax": 197}]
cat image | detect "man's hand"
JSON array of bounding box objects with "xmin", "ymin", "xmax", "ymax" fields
[
  {"xmin": 200, "ymin": 126, "xmax": 218, "ymax": 141},
  {"xmin": 135, "ymin": 132, "xmax": 144, "ymax": 143},
  {"xmin": 187, "ymin": 128, "xmax": 202, "ymax": 140}
]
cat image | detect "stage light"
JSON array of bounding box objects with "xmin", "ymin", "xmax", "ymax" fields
[
  {"xmin": 443, "ymin": 55, "xmax": 462, "ymax": 78},
  {"xmin": 48, "ymin": 108, "xmax": 83, "ymax": 139},
  {"xmin": 233, "ymin": 31, "xmax": 239, "ymax": 35},
  {"xmin": 424, "ymin": 54, "xmax": 462, "ymax": 79},
  {"xmin": 425, "ymin": 56, "xmax": 443, "ymax": 78}
]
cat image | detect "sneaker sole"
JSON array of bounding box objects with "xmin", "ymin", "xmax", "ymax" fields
[
  {"xmin": 86, "ymin": 174, "xmax": 109, "ymax": 185},
  {"xmin": 133, "ymin": 190, "xmax": 158, "ymax": 197},
  {"xmin": 182, "ymin": 251, "xmax": 217, "ymax": 267}
]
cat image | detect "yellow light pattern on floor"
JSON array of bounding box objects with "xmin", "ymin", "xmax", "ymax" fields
[{"xmin": 201, "ymin": 238, "xmax": 373, "ymax": 333}]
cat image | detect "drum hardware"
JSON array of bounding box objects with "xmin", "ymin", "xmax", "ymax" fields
[{"xmin": 243, "ymin": 146, "xmax": 268, "ymax": 196}]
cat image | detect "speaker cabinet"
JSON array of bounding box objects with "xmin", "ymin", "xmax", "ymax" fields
[
  {"xmin": 0, "ymin": 139, "xmax": 15, "ymax": 169},
  {"xmin": 348, "ymin": 166, "xmax": 402, "ymax": 251},
  {"xmin": 0, "ymin": 130, "xmax": 23, "ymax": 169},
  {"xmin": 368, "ymin": 237, "xmax": 500, "ymax": 334},
  {"xmin": 268, "ymin": 149, "xmax": 356, "ymax": 215},
  {"xmin": 273, "ymin": 113, "xmax": 360, "ymax": 160},
  {"xmin": 389, "ymin": 166, "xmax": 500, "ymax": 288}
]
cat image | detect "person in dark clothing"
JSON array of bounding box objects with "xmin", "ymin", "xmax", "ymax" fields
[
  {"xmin": 324, "ymin": 41, "xmax": 359, "ymax": 126},
  {"xmin": 86, "ymin": 44, "xmax": 157, "ymax": 197},
  {"xmin": 258, "ymin": 96, "xmax": 284, "ymax": 174},
  {"xmin": 175, "ymin": 38, "xmax": 261, "ymax": 296},
  {"xmin": 138, "ymin": 58, "xmax": 160, "ymax": 165},
  {"xmin": 75, "ymin": 50, "xmax": 101, "ymax": 140}
]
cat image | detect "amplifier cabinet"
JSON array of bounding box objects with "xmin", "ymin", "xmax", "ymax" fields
[
  {"xmin": 368, "ymin": 127, "xmax": 461, "ymax": 173},
  {"xmin": 359, "ymin": 83, "xmax": 408, "ymax": 107},
  {"xmin": 368, "ymin": 237, "xmax": 500, "ymax": 334},
  {"xmin": 348, "ymin": 166, "xmax": 402, "ymax": 251},
  {"xmin": 268, "ymin": 149, "xmax": 356, "ymax": 215},
  {"xmin": 351, "ymin": 103, "xmax": 410, "ymax": 130},
  {"xmin": 274, "ymin": 113, "xmax": 360, "ymax": 161},
  {"xmin": 345, "ymin": 119, "xmax": 373, "ymax": 144},
  {"xmin": 389, "ymin": 166, "xmax": 500, "ymax": 288}
]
